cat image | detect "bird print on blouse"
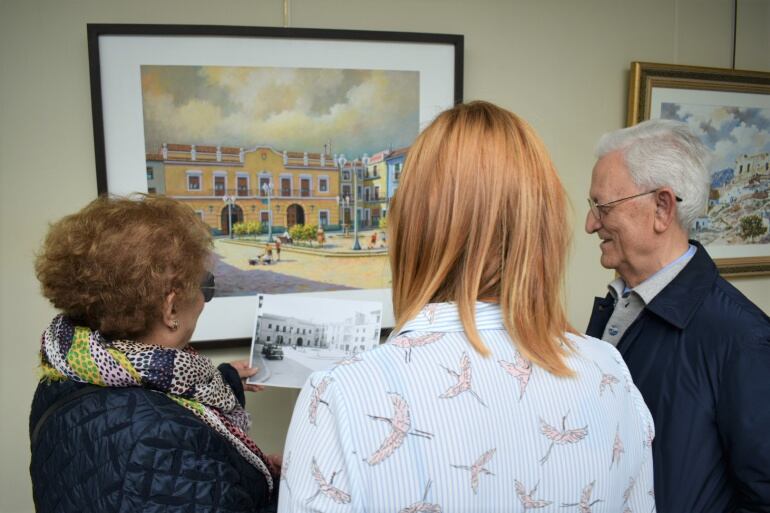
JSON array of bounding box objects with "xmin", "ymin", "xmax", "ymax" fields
[
  {"xmin": 305, "ymin": 457, "xmax": 351, "ymax": 506},
  {"xmin": 451, "ymin": 448, "xmax": 496, "ymax": 494},
  {"xmin": 643, "ymin": 423, "xmax": 654, "ymax": 448},
  {"xmin": 610, "ymin": 424, "xmax": 624, "ymax": 469},
  {"xmin": 279, "ymin": 302, "xmax": 656, "ymax": 513},
  {"xmin": 498, "ymin": 351, "xmax": 532, "ymax": 400},
  {"xmin": 622, "ymin": 477, "xmax": 635, "ymax": 507},
  {"xmin": 423, "ymin": 304, "xmax": 439, "ymax": 324},
  {"xmin": 438, "ymin": 352, "xmax": 487, "ymax": 407},
  {"xmin": 281, "ymin": 451, "xmax": 293, "ymax": 497},
  {"xmin": 514, "ymin": 479, "xmax": 552, "ymax": 509},
  {"xmin": 398, "ymin": 480, "xmax": 442, "ymax": 513},
  {"xmin": 648, "ymin": 489, "xmax": 656, "ymax": 512},
  {"xmin": 390, "ymin": 333, "xmax": 445, "ymax": 363},
  {"xmin": 613, "ymin": 357, "xmax": 633, "ymax": 393},
  {"xmin": 561, "ymin": 481, "xmax": 603, "ymax": 512},
  {"xmin": 595, "ymin": 362, "xmax": 620, "ymax": 396},
  {"xmin": 335, "ymin": 355, "xmax": 362, "ymax": 367},
  {"xmin": 365, "ymin": 393, "xmax": 434, "ymax": 465},
  {"xmin": 539, "ymin": 410, "xmax": 588, "ymax": 464},
  {"xmin": 308, "ymin": 376, "xmax": 333, "ymax": 426}
]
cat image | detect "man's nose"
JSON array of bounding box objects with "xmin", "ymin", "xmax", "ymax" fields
[{"xmin": 585, "ymin": 210, "xmax": 601, "ymax": 234}]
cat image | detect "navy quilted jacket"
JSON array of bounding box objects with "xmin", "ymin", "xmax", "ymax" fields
[{"xmin": 29, "ymin": 364, "xmax": 275, "ymax": 513}]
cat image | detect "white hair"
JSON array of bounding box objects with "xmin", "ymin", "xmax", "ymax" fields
[{"xmin": 595, "ymin": 119, "xmax": 711, "ymax": 230}]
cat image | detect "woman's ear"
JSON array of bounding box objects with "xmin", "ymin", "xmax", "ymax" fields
[
  {"xmin": 653, "ymin": 188, "xmax": 678, "ymax": 233},
  {"xmin": 162, "ymin": 291, "xmax": 179, "ymax": 331}
]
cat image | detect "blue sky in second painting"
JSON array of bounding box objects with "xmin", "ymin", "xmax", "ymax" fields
[
  {"xmin": 661, "ymin": 102, "xmax": 770, "ymax": 171},
  {"xmin": 141, "ymin": 65, "xmax": 420, "ymax": 158}
]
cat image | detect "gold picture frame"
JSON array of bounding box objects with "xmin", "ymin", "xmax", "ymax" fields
[{"xmin": 628, "ymin": 61, "xmax": 770, "ymax": 277}]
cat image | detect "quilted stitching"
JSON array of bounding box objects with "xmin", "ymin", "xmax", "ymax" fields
[{"xmin": 30, "ymin": 381, "xmax": 271, "ymax": 513}]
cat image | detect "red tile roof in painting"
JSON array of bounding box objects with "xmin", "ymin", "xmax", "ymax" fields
[
  {"xmin": 368, "ymin": 149, "xmax": 390, "ymax": 164},
  {"xmin": 387, "ymin": 146, "xmax": 409, "ymax": 158},
  {"xmin": 285, "ymin": 151, "xmax": 332, "ymax": 159}
]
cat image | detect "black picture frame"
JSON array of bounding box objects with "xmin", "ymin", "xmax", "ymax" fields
[{"xmin": 87, "ymin": 24, "xmax": 463, "ymax": 346}]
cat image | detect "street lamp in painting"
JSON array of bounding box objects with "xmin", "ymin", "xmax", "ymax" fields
[
  {"xmin": 337, "ymin": 195, "xmax": 351, "ymax": 235},
  {"xmin": 222, "ymin": 195, "xmax": 236, "ymax": 239},
  {"xmin": 337, "ymin": 154, "xmax": 368, "ymax": 251},
  {"xmin": 261, "ymin": 182, "xmax": 274, "ymax": 242}
]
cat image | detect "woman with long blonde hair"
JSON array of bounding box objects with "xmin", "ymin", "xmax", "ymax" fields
[{"xmin": 279, "ymin": 101, "xmax": 654, "ymax": 512}]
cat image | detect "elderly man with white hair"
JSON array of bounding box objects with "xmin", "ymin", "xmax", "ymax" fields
[{"xmin": 585, "ymin": 119, "xmax": 770, "ymax": 513}]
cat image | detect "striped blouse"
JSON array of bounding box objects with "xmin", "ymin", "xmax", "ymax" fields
[{"xmin": 278, "ymin": 302, "xmax": 655, "ymax": 512}]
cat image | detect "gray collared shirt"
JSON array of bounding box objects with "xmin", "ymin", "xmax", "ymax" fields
[{"xmin": 602, "ymin": 245, "xmax": 697, "ymax": 346}]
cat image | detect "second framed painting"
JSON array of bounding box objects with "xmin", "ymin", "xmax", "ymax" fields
[
  {"xmin": 628, "ymin": 61, "xmax": 770, "ymax": 277},
  {"xmin": 88, "ymin": 24, "xmax": 463, "ymax": 342}
]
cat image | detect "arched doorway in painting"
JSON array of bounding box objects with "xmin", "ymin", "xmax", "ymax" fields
[
  {"xmin": 296, "ymin": 337, "xmax": 304, "ymax": 346},
  {"xmin": 220, "ymin": 204, "xmax": 243, "ymax": 235},
  {"xmin": 286, "ymin": 204, "xmax": 305, "ymax": 227}
]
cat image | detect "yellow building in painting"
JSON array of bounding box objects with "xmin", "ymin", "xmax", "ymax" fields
[{"xmin": 154, "ymin": 143, "xmax": 341, "ymax": 234}]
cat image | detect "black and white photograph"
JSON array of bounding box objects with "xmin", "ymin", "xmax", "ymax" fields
[{"xmin": 247, "ymin": 294, "xmax": 383, "ymax": 388}]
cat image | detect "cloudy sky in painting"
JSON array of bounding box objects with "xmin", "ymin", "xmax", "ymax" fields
[
  {"xmin": 661, "ymin": 103, "xmax": 770, "ymax": 171},
  {"xmin": 141, "ymin": 65, "xmax": 420, "ymax": 158}
]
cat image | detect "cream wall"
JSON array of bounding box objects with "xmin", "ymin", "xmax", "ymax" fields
[{"xmin": 1, "ymin": 1, "xmax": 768, "ymax": 511}]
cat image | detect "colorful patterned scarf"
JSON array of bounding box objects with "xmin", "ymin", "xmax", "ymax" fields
[{"xmin": 40, "ymin": 314, "xmax": 274, "ymax": 492}]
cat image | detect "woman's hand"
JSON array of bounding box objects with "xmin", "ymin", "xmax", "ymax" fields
[
  {"xmin": 229, "ymin": 359, "xmax": 265, "ymax": 392},
  {"xmin": 267, "ymin": 452, "xmax": 283, "ymax": 470}
]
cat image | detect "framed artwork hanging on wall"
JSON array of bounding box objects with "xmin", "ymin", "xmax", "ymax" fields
[
  {"xmin": 628, "ymin": 61, "xmax": 770, "ymax": 277},
  {"xmin": 88, "ymin": 24, "xmax": 463, "ymax": 343}
]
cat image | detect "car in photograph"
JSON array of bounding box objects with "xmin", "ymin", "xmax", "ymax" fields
[{"xmin": 262, "ymin": 344, "xmax": 284, "ymax": 360}]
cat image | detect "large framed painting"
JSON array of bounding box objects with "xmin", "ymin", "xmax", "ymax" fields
[
  {"xmin": 628, "ymin": 61, "xmax": 770, "ymax": 277},
  {"xmin": 88, "ymin": 24, "xmax": 463, "ymax": 343}
]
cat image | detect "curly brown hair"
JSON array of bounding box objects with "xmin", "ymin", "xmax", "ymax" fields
[{"xmin": 35, "ymin": 195, "xmax": 213, "ymax": 338}]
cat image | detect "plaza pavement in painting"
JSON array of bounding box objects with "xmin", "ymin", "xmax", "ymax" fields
[{"xmin": 211, "ymin": 234, "xmax": 391, "ymax": 297}]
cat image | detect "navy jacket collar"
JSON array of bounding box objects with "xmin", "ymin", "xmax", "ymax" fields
[{"xmin": 642, "ymin": 240, "xmax": 718, "ymax": 330}]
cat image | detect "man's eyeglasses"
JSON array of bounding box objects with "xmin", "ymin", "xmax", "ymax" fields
[
  {"xmin": 200, "ymin": 272, "xmax": 216, "ymax": 303},
  {"xmin": 587, "ymin": 189, "xmax": 682, "ymax": 221}
]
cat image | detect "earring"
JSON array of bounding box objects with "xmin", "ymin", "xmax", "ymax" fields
[{"xmin": 171, "ymin": 319, "xmax": 179, "ymax": 331}]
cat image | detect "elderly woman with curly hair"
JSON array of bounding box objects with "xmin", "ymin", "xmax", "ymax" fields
[{"xmin": 30, "ymin": 195, "xmax": 278, "ymax": 513}]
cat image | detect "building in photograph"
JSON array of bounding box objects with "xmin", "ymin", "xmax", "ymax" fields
[
  {"xmin": 151, "ymin": 143, "xmax": 341, "ymax": 234},
  {"xmin": 255, "ymin": 312, "xmax": 325, "ymax": 348},
  {"xmin": 325, "ymin": 309, "xmax": 382, "ymax": 353}
]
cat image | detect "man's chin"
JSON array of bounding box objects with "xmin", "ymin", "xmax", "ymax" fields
[{"xmin": 599, "ymin": 253, "xmax": 618, "ymax": 271}]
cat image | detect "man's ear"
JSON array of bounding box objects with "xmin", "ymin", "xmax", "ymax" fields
[
  {"xmin": 653, "ymin": 188, "xmax": 679, "ymax": 233},
  {"xmin": 161, "ymin": 291, "xmax": 178, "ymax": 330}
]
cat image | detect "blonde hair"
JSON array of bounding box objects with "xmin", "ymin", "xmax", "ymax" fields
[{"xmin": 389, "ymin": 101, "xmax": 576, "ymax": 375}]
